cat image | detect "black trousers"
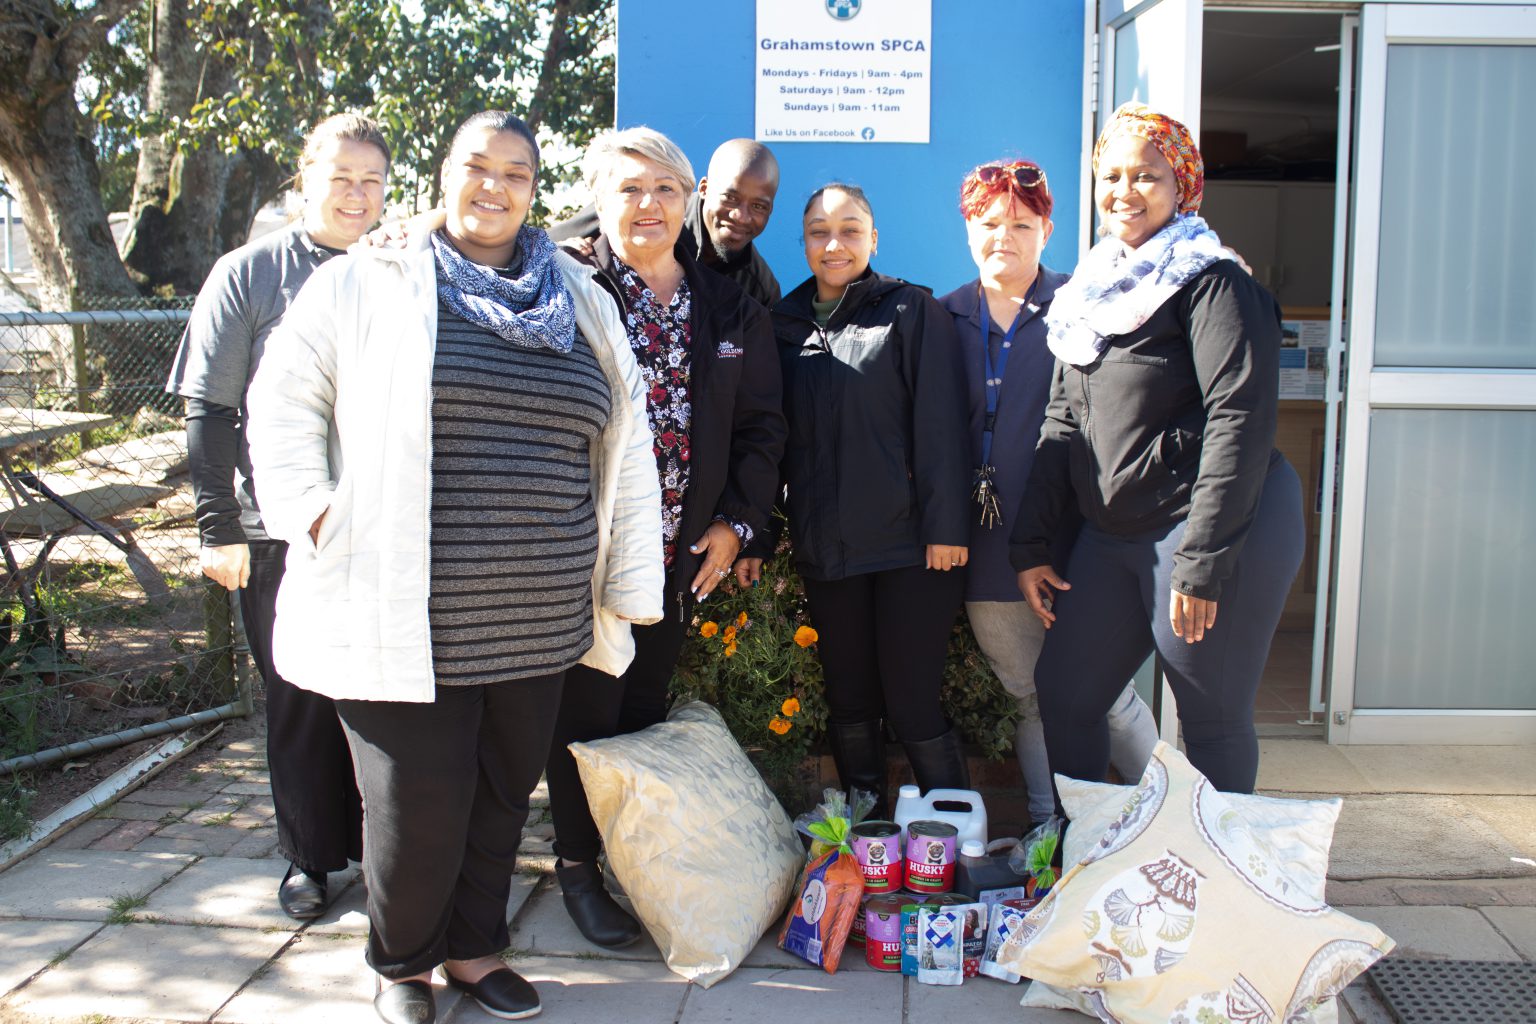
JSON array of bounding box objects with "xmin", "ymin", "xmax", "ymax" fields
[
  {"xmin": 544, "ymin": 598, "xmax": 690, "ymax": 864},
  {"xmin": 1034, "ymin": 459, "xmax": 1305, "ymax": 795},
  {"xmin": 337, "ymin": 675, "xmax": 564, "ymax": 978},
  {"xmin": 801, "ymin": 564, "xmax": 966, "ymax": 742},
  {"xmin": 244, "ymin": 540, "xmax": 362, "ymax": 874}
]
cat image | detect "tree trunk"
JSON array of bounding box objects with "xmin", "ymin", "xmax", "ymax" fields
[
  {"xmin": 525, "ymin": 0, "xmax": 578, "ymax": 135},
  {"xmin": 0, "ymin": 0, "xmax": 141, "ymax": 309}
]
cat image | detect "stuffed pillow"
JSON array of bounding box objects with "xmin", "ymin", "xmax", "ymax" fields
[
  {"xmin": 997, "ymin": 742, "xmax": 1392, "ymax": 1023},
  {"xmin": 570, "ymin": 701, "xmax": 802, "ymax": 988}
]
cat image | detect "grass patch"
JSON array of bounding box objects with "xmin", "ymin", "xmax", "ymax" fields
[
  {"xmin": 0, "ymin": 776, "xmax": 35, "ymax": 844},
  {"xmin": 105, "ymin": 891, "xmax": 149, "ymax": 924},
  {"xmin": 201, "ymin": 811, "xmax": 235, "ymax": 827},
  {"xmin": 46, "ymin": 946, "xmax": 73, "ymax": 967}
]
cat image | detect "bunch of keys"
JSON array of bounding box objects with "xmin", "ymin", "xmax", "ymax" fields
[{"xmin": 971, "ymin": 464, "xmax": 1001, "ymax": 528}]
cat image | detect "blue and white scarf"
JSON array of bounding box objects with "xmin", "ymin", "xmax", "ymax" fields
[
  {"xmin": 430, "ymin": 227, "xmax": 576, "ymax": 353},
  {"xmin": 1046, "ymin": 214, "xmax": 1228, "ymax": 367}
]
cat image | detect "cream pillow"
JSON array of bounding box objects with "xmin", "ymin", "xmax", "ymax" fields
[
  {"xmin": 997, "ymin": 742, "xmax": 1393, "ymax": 1023},
  {"xmin": 570, "ymin": 701, "xmax": 802, "ymax": 988}
]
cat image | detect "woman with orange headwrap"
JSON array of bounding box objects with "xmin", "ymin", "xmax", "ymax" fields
[{"xmin": 1011, "ymin": 104, "xmax": 1305, "ymax": 795}]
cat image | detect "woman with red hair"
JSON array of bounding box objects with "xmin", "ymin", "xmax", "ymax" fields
[{"xmin": 939, "ymin": 161, "xmax": 1157, "ymax": 826}]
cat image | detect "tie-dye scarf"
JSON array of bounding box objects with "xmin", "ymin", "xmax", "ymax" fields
[
  {"xmin": 430, "ymin": 227, "xmax": 575, "ymax": 353},
  {"xmin": 1045, "ymin": 213, "xmax": 1229, "ymax": 368}
]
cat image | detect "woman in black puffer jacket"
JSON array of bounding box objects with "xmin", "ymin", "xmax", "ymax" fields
[{"xmin": 742, "ymin": 183, "xmax": 971, "ymax": 815}]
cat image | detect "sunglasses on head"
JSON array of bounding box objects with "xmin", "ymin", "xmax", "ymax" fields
[{"xmin": 971, "ymin": 163, "xmax": 1047, "ymax": 190}]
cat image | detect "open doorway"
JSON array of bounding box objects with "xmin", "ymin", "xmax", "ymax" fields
[{"xmin": 1198, "ymin": 9, "xmax": 1346, "ymax": 735}]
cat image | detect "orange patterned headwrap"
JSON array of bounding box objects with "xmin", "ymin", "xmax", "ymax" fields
[{"xmin": 1093, "ymin": 102, "xmax": 1204, "ymax": 214}]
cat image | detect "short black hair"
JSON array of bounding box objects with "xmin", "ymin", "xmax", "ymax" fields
[{"xmin": 804, "ymin": 181, "xmax": 872, "ymax": 219}]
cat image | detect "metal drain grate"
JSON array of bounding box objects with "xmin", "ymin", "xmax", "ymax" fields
[{"xmin": 1367, "ymin": 958, "xmax": 1536, "ymax": 1023}]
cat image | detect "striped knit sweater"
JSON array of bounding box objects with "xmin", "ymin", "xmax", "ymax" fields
[{"xmin": 427, "ymin": 299, "xmax": 612, "ymax": 684}]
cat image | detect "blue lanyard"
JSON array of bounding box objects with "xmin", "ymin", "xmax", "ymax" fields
[{"xmin": 978, "ymin": 284, "xmax": 1036, "ymax": 466}]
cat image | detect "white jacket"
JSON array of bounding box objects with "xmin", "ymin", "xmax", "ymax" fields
[{"xmin": 246, "ymin": 235, "xmax": 664, "ymax": 702}]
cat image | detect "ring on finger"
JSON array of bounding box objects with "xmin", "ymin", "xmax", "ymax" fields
[{"xmin": 714, "ymin": 568, "xmax": 728, "ymax": 578}]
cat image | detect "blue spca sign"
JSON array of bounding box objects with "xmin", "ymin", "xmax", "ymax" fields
[{"xmin": 827, "ymin": 0, "xmax": 861, "ymax": 18}]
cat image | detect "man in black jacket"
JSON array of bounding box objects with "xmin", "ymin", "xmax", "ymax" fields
[{"xmin": 549, "ymin": 139, "xmax": 783, "ymax": 307}]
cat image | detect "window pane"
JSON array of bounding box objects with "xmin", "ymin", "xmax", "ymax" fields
[
  {"xmin": 1375, "ymin": 45, "xmax": 1536, "ymax": 369},
  {"xmin": 1354, "ymin": 409, "xmax": 1536, "ymax": 709}
]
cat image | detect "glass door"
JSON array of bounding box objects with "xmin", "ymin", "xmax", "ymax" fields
[{"xmin": 1328, "ymin": 3, "xmax": 1536, "ymax": 744}]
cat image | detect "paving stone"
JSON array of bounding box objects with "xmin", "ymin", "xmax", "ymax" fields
[
  {"xmin": 134, "ymin": 836, "xmax": 225, "ymax": 857},
  {"xmin": 909, "ymin": 971, "xmax": 1087, "ymax": 1021},
  {"xmin": 223, "ymin": 782, "xmax": 276, "ymax": 796},
  {"xmin": 151, "ymin": 822, "xmax": 248, "ymax": 855},
  {"xmin": 94, "ymin": 799, "xmax": 183, "ymax": 822},
  {"xmin": 1339, "ymin": 745, "xmax": 1536, "ymax": 796},
  {"xmin": 1391, "ymin": 881, "xmax": 1505, "ymax": 907},
  {"xmin": 1339, "ymin": 977, "xmax": 1396, "ymax": 1024},
  {"xmin": 1325, "ymin": 879, "xmax": 1402, "ymax": 907},
  {"xmin": 1495, "ymin": 879, "xmax": 1536, "ymax": 906},
  {"xmin": 0, "ymin": 850, "xmax": 193, "ymax": 921},
  {"xmin": 508, "ymin": 880, "xmax": 661, "ymax": 962},
  {"xmin": 681, "ymin": 964, "xmax": 900, "ymax": 1022},
  {"xmin": 0, "ymin": 919, "xmax": 100, "ymax": 997},
  {"xmin": 1256, "ymin": 738, "xmax": 1374, "ymax": 794},
  {"xmin": 7, "ymin": 921, "xmax": 289, "ymax": 1021},
  {"xmin": 140, "ymin": 857, "xmax": 346, "ymax": 931},
  {"xmin": 306, "ymin": 878, "xmax": 371, "ymax": 937},
  {"xmin": 738, "ymin": 926, "xmax": 822, "ymax": 970},
  {"xmin": 1481, "ymin": 907, "xmax": 1536, "ymax": 960},
  {"xmin": 89, "ymin": 819, "xmax": 163, "ymax": 852},
  {"xmin": 216, "ymin": 931, "xmax": 461, "ymax": 1024},
  {"xmin": 1348, "ymin": 906, "xmax": 1520, "ymax": 961},
  {"xmin": 127, "ymin": 787, "xmax": 220, "ymax": 808},
  {"xmin": 454, "ymin": 955, "xmax": 686, "ymax": 1023},
  {"xmin": 227, "ymin": 832, "xmax": 281, "ymax": 860},
  {"xmin": 45, "ymin": 817, "xmax": 120, "ymax": 851}
]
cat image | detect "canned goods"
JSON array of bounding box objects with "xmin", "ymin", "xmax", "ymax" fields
[
  {"xmin": 904, "ymin": 820, "xmax": 958, "ymax": 894},
  {"xmin": 850, "ymin": 820, "xmax": 904, "ymax": 893},
  {"xmin": 863, "ymin": 894, "xmax": 905, "ymax": 971},
  {"xmin": 848, "ymin": 894, "xmax": 870, "ymax": 947}
]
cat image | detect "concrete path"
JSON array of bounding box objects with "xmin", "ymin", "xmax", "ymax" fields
[{"xmin": 0, "ymin": 727, "xmax": 1530, "ymax": 1023}]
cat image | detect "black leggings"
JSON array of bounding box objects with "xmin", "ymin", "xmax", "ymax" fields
[
  {"xmin": 337, "ymin": 675, "xmax": 562, "ymax": 978},
  {"xmin": 544, "ymin": 600, "xmax": 691, "ymax": 864},
  {"xmin": 801, "ymin": 564, "xmax": 966, "ymax": 742},
  {"xmin": 244, "ymin": 541, "xmax": 362, "ymax": 874},
  {"xmin": 1034, "ymin": 459, "xmax": 1305, "ymax": 794}
]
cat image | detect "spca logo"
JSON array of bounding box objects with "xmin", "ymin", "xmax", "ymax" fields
[{"xmin": 827, "ymin": 0, "xmax": 861, "ymax": 19}]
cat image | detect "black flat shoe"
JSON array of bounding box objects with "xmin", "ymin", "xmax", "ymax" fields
[
  {"xmin": 278, "ymin": 864, "xmax": 327, "ymax": 920},
  {"xmin": 555, "ymin": 860, "xmax": 642, "ymax": 949},
  {"xmin": 442, "ymin": 968, "xmax": 540, "ymax": 1020},
  {"xmin": 373, "ymin": 978, "xmax": 435, "ymax": 1024}
]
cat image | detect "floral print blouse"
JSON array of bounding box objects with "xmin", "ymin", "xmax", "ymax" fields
[{"xmin": 614, "ymin": 254, "xmax": 694, "ymax": 568}]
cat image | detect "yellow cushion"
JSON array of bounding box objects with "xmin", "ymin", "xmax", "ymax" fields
[
  {"xmin": 996, "ymin": 742, "xmax": 1394, "ymax": 1022},
  {"xmin": 570, "ymin": 701, "xmax": 802, "ymax": 987}
]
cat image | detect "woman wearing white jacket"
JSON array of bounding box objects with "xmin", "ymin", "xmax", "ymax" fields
[{"xmin": 248, "ymin": 111, "xmax": 662, "ymax": 1024}]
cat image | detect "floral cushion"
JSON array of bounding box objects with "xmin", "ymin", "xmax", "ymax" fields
[
  {"xmin": 996, "ymin": 742, "xmax": 1393, "ymax": 1023},
  {"xmin": 569, "ymin": 701, "xmax": 802, "ymax": 988}
]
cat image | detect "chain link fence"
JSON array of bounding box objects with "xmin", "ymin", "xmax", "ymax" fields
[{"xmin": 0, "ymin": 300, "xmax": 247, "ymax": 800}]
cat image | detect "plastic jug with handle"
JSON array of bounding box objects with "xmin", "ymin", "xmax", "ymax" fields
[{"xmin": 893, "ymin": 785, "xmax": 988, "ymax": 847}]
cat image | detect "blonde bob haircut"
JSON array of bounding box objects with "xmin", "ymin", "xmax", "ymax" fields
[{"xmin": 582, "ymin": 127, "xmax": 697, "ymax": 195}]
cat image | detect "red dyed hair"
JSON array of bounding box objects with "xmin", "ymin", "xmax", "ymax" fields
[{"xmin": 958, "ymin": 160, "xmax": 1053, "ymax": 221}]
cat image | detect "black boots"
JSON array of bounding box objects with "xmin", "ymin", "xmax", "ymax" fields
[
  {"xmin": 828, "ymin": 719, "xmax": 889, "ymax": 819},
  {"xmin": 555, "ymin": 859, "xmax": 642, "ymax": 949},
  {"xmin": 902, "ymin": 729, "xmax": 971, "ymax": 793}
]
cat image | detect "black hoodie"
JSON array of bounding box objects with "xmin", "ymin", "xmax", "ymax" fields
[{"xmin": 759, "ymin": 270, "xmax": 970, "ymax": 581}]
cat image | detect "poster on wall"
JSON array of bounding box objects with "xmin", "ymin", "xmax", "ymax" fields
[
  {"xmin": 1279, "ymin": 319, "xmax": 1335, "ymax": 400},
  {"xmin": 755, "ymin": 0, "xmax": 932, "ymax": 144}
]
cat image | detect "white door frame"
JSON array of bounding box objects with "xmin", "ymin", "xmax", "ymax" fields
[{"xmin": 1326, "ymin": 2, "xmax": 1536, "ymax": 744}]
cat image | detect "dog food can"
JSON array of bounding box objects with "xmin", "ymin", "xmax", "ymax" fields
[
  {"xmin": 849, "ymin": 894, "xmax": 871, "ymax": 947},
  {"xmin": 850, "ymin": 820, "xmax": 905, "ymax": 893},
  {"xmin": 904, "ymin": 820, "xmax": 958, "ymax": 894},
  {"xmin": 863, "ymin": 894, "xmax": 905, "ymax": 971},
  {"xmin": 900, "ymin": 892, "xmax": 970, "ymax": 976}
]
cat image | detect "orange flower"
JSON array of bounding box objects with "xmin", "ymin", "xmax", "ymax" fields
[
  {"xmin": 794, "ymin": 625, "xmax": 819, "ymax": 648},
  {"xmin": 781, "ymin": 697, "xmax": 801, "ymax": 717},
  {"xmin": 699, "ymin": 621, "xmax": 719, "ymax": 638},
  {"xmin": 736, "ymin": 611, "xmax": 749, "ymax": 627},
  {"xmin": 768, "ymin": 716, "xmax": 792, "ymax": 735},
  {"xmin": 724, "ymin": 641, "xmax": 739, "ymax": 658},
  {"xmin": 722, "ymin": 625, "xmax": 737, "ymax": 643}
]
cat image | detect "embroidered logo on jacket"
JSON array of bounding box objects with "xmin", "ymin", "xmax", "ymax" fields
[{"xmin": 717, "ymin": 339, "xmax": 744, "ymax": 359}]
